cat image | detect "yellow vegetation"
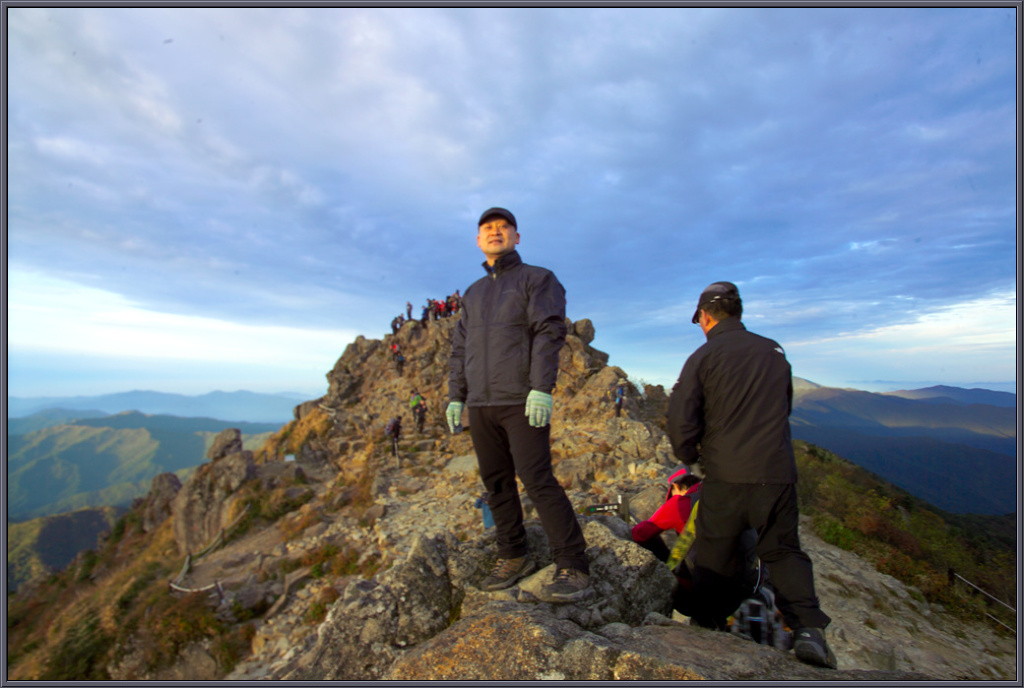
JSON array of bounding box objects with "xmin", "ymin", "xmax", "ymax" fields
[{"xmin": 257, "ymin": 408, "xmax": 333, "ymax": 462}]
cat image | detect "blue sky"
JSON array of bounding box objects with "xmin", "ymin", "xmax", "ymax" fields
[{"xmin": 6, "ymin": 6, "xmax": 1018, "ymax": 399}]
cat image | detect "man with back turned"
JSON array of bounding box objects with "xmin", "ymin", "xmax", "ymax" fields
[{"xmin": 667, "ymin": 281, "xmax": 836, "ymax": 669}]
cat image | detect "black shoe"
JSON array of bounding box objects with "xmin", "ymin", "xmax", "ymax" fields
[
  {"xmin": 794, "ymin": 627, "xmax": 837, "ymax": 669},
  {"xmin": 537, "ymin": 567, "xmax": 593, "ymax": 603},
  {"xmin": 479, "ymin": 556, "xmax": 537, "ymax": 591}
]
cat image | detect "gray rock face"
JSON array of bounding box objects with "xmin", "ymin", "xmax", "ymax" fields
[
  {"xmin": 140, "ymin": 472, "xmax": 182, "ymax": 533},
  {"xmin": 172, "ymin": 450, "xmax": 256, "ymax": 555},
  {"xmin": 285, "ymin": 519, "xmax": 726, "ymax": 680}
]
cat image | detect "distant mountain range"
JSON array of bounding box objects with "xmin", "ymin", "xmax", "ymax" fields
[
  {"xmin": 791, "ymin": 378, "xmax": 1016, "ymax": 516},
  {"xmin": 6, "ymin": 411, "xmax": 280, "ymax": 522},
  {"xmin": 7, "ymin": 390, "xmax": 312, "ymax": 424},
  {"xmin": 883, "ymin": 385, "xmax": 1017, "ymax": 408}
]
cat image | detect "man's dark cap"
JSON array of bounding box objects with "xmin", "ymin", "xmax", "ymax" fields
[
  {"xmin": 478, "ymin": 207, "xmax": 517, "ymax": 228},
  {"xmin": 691, "ymin": 281, "xmax": 740, "ymax": 323}
]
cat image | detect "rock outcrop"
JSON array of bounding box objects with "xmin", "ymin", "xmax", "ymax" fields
[
  {"xmin": 207, "ymin": 428, "xmax": 244, "ymax": 461},
  {"xmin": 140, "ymin": 472, "xmax": 182, "ymax": 533},
  {"xmin": 172, "ymin": 445, "xmax": 256, "ymax": 555},
  {"xmin": 128, "ymin": 314, "xmax": 1015, "ymax": 681}
]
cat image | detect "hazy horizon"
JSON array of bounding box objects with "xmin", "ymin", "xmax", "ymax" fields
[{"xmin": 6, "ymin": 376, "xmax": 1017, "ymax": 406}]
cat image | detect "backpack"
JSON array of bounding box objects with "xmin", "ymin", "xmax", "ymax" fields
[{"xmin": 385, "ymin": 418, "xmax": 398, "ymax": 436}]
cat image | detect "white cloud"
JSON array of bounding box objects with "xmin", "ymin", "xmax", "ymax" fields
[
  {"xmin": 7, "ymin": 269, "xmax": 357, "ymax": 367},
  {"xmin": 785, "ymin": 288, "xmax": 1016, "ymax": 386}
]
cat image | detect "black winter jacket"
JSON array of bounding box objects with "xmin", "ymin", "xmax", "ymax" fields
[
  {"xmin": 666, "ymin": 318, "xmax": 797, "ymax": 484},
  {"xmin": 449, "ymin": 251, "xmax": 567, "ymax": 407}
]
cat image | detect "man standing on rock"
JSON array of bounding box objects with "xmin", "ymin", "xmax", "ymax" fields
[
  {"xmin": 666, "ymin": 281, "xmax": 837, "ymax": 669},
  {"xmin": 446, "ymin": 207, "xmax": 591, "ymax": 603}
]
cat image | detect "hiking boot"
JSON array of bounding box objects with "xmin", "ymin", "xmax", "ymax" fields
[
  {"xmin": 537, "ymin": 567, "xmax": 592, "ymax": 603},
  {"xmin": 794, "ymin": 627, "xmax": 837, "ymax": 669},
  {"xmin": 479, "ymin": 556, "xmax": 537, "ymax": 591}
]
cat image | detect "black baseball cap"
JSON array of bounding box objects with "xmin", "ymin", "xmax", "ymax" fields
[
  {"xmin": 692, "ymin": 281, "xmax": 740, "ymax": 323},
  {"xmin": 478, "ymin": 207, "xmax": 517, "ymax": 228}
]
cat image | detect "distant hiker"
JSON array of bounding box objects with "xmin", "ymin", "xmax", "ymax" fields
[
  {"xmin": 614, "ymin": 380, "xmax": 627, "ymax": 417},
  {"xmin": 406, "ymin": 301, "xmax": 413, "ymax": 320},
  {"xmin": 447, "ymin": 206, "xmax": 591, "ymax": 604},
  {"xmin": 409, "ymin": 389, "xmax": 425, "ymax": 409},
  {"xmin": 410, "ymin": 390, "xmax": 427, "ymax": 433},
  {"xmin": 391, "ymin": 316, "xmax": 401, "ymax": 335},
  {"xmin": 395, "ymin": 352, "xmax": 405, "ymax": 376},
  {"xmin": 474, "ymin": 491, "xmax": 495, "ymax": 529},
  {"xmin": 421, "ymin": 304, "xmax": 430, "ymax": 328},
  {"xmin": 385, "ymin": 415, "xmax": 402, "ymax": 459},
  {"xmin": 667, "ymin": 281, "xmax": 835, "ymax": 669}
]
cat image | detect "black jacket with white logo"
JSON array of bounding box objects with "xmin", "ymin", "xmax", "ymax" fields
[
  {"xmin": 666, "ymin": 317, "xmax": 797, "ymax": 484},
  {"xmin": 449, "ymin": 251, "xmax": 567, "ymax": 407}
]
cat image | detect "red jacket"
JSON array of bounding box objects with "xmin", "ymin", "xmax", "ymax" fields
[{"xmin": 631, "ymin": 481, "xmax": 700, "ymax": 543}]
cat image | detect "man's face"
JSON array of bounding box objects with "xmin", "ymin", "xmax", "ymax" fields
[{"xmin": 477, "ymin": 218, "xmax": 520, "ymax": 265}]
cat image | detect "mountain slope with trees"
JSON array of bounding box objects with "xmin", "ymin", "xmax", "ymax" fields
[
  {"xmin": 7, "ymin": 412, "xmax": 279, "ymax": 522},
  {"xmin": 7, "ymin": 507, "xmax": 124, "ymax": 592},
  {"xmin": 790, "ymin": 382, "xmax": 1016, "ymax": 515}
]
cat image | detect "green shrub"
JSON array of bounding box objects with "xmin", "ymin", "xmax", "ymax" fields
[
  {"xmin": 210, "ymin": 623, "xmax": 256, "ymax": 673},
  {"xmin": 39, "ymin": 613, "xmax": 111, "ymax": 680}
]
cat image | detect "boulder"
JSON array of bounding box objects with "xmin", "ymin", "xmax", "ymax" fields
[
  {"xmin": 573, "ymin": 318, "xmax": 596, "ymax": 345},
  {"xmin": 207, "ymin": 428, "xmax": 243, "ymax": 461}
]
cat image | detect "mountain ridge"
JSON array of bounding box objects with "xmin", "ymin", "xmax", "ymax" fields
[
  {"xmin": 6, "ymin": 413, "xmax": 280, "ymax": 523},
  {"xmin": 789, "ymin": 378, "xmax": 1016, "ymax": 515},
  {"xmin": 7, "ymin": 390, "xmax": 310, "ymax": 423},
  {"xmin": 884, "ymin": 384, "xmax": 1017, "ymax": 408}
]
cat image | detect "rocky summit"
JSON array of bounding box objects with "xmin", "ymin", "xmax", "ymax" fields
[{"xmin": 77, "ymin": 316, "xmax": 1016, "ymax": 680}]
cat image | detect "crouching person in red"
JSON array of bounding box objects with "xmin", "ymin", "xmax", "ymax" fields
[
  {"xmin": 631, "ymin": 467, "xmax": 701, "ymax": 562},
  {"xmin": 632, "ymin": 466, "xmax": 706, "ymax": 617}
]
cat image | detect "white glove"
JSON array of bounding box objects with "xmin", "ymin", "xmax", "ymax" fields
[
  {"xmin": 525, "ymin": 390, "xmax": 553, "ymax": 428},
  {"xmin": 445, "ymin": 401, "xmax": 465, "ymax": 434}
]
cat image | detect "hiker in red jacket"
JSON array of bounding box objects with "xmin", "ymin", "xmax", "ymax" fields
[{"xmin": 632, "ymin": 467, "xmax": 701, "ymax": 562}]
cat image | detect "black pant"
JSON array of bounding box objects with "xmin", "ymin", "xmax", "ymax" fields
[
  {"xmin": 469, "ymin": 405, "xmax": 589, "ymax": 573},
  {"xmin": 690, "ymin": 482, "xmax": 830, "ymax": 631},
  {"xmin": 635, "ymin": 534, "xmax": 671, "ymax": 562}
]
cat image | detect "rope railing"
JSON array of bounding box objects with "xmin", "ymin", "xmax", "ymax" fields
[
  {"xmin": 953, "ymin": 573, "xmax": 1016, "ymax": 614},
  {"xmin": 985, "ymin": 612, "xmax": 1016, "ymax": 634}
]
